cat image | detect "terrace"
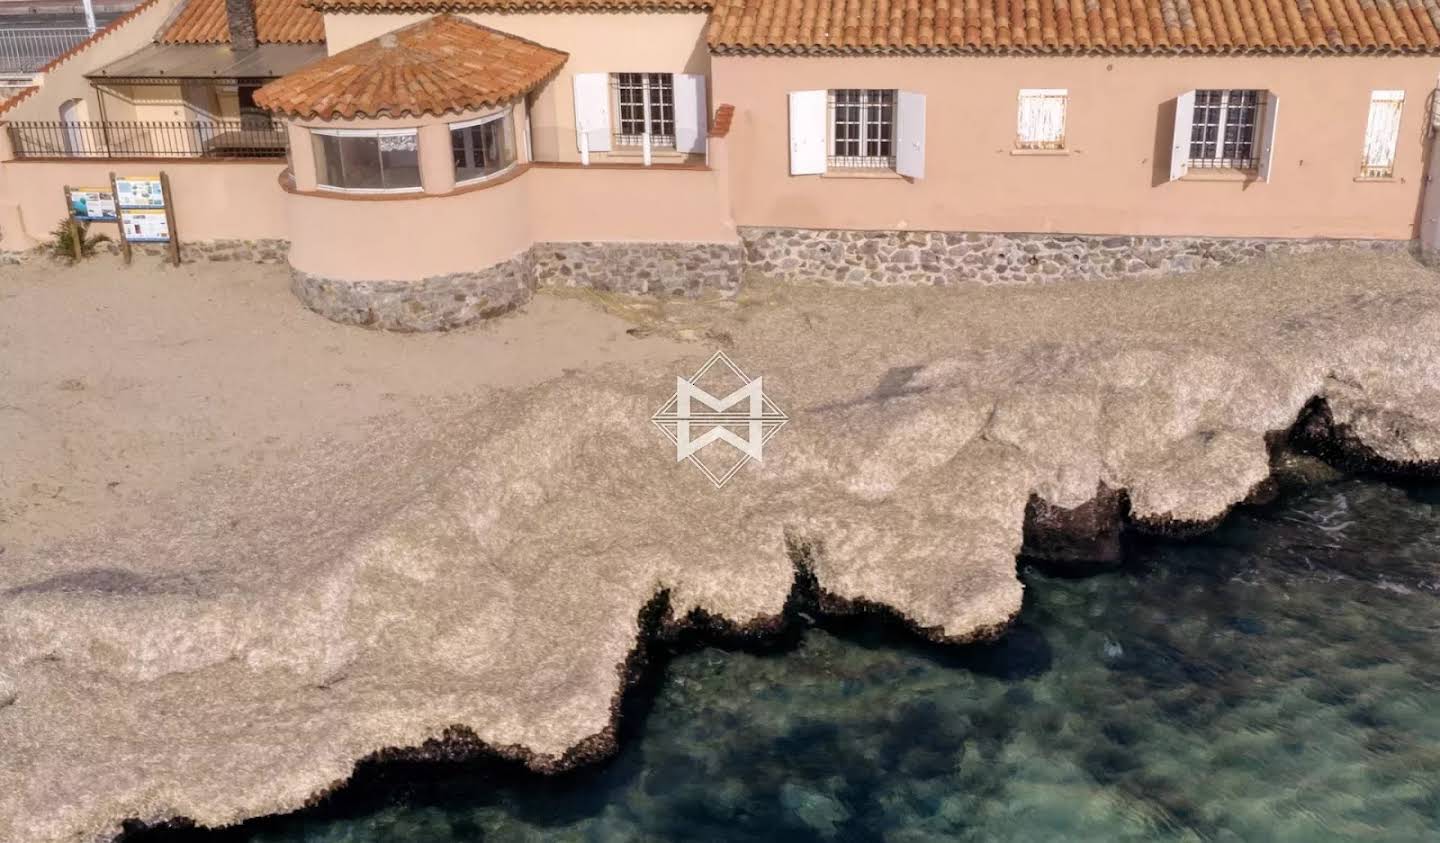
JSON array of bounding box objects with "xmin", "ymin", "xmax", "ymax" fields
[{"xmin": 4, "ymin": 40, "xmax": 321, "ymax": 159}]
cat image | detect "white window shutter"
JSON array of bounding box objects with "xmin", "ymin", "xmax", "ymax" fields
[
  {"xmin": 1362, "ymin": 90, "xmax": 1404, "ymax": 176},
  {"xmin": 1258, "ymin": 91, "xmax": 1280, "ymax": 182},
  {"xmin": 895, "ymin": 90, "xmax": 926, "ymax": 179},
  {"xmin": 573, "ymin": 73, "xmax": 611, "ymax": 153},
  {"xmin": 672, "ymin": 74, "xmax": 708, "ymax": 154},
  {"xmin": 1170, "ymin": 90, "xmax": 1195, "ymax": 181},
  {"xmin": 788, "ymin": 90, "xmax": 826, "ymax": 175},
  {"xmin": 1017, "ymin": 89, "xmax": 1067, "ymax": 148}
]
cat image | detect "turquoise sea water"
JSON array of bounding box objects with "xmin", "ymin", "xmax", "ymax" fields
[{"xmin": 132, "ymin": 479, "xmax": 1440, "ymax": 842}]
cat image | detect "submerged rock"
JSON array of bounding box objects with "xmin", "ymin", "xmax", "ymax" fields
[{"xmin": 4, "ymin": 252, "xmax": 1440, "ymax": 842}]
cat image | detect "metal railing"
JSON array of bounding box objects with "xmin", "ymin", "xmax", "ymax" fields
[
  {"xmin": 0, "ymin": 27, "xmax": 92, "ymax": 74},
  {"xmin": 6, "ymin": 119, "xmax": 289, "ymax": 159}
]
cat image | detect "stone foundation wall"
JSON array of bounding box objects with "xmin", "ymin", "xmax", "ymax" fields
[
  {"xmin": 291, "ymin": 251, "xmax": 535, "ymax": 332},
  {"xmin": 2, "ymin": 239, "xmax": 290, "ymax": 265},
  {"xmin": 532, "ymin": 241, "xmax": 743, "ymax": 297},
  {"xmin": 107, "ymin": 239, "xmax": 291, "ymax": 263},
  {"xmin": 740, "ymin": 227, "xmax": 1412, "ymax": 287}
]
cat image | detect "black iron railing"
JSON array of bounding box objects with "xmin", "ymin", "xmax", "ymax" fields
[{"xmin": 5, "ymin": 120, "xmax": 288, "ymax": 159}]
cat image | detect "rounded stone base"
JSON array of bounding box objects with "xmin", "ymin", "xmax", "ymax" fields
[{"xmin": 291, "ymin": 252, "xmax": 534, "ymax": 332}]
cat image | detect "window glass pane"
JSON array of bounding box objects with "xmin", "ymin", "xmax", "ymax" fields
[
  {"xmin": 313, "ymin": 133, "xmax": 345, "ymax": 188},
  {"xmin": 451, "ymin": 113, "xmax": 515, "ymax": 183},
  {"xmin": 339, "ymin": 135, "xmax": 383, "ymax": 190},
  {"xmin": 379, "ymin": 132, "xmax": 420, "ymax": 190}
]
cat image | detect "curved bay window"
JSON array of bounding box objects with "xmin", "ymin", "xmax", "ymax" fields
[
  {"xmin": 313, "ymin": 128, "xmax": 422, "ymax": 192},
  {"xmin": 451, "ymin": 110, "xmax": 516, "ymax": 185}
]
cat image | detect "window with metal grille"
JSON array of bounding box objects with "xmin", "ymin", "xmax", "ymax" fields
[
  {"xmin": 829, "ymin": 89, "xmax": 895, "ymax": 169},
  {"xmin": 1361, "ymin": 90, "xmax": 1404, "ymax": 179},
  {"xmin": 1016, "ymin": 89, "xmax": 1067, "ymax": 150},
  {"xmin": 613, "ymin": 73, "xmax": 675, "ymax": 147},
  {"xmin": 1188, "ymin": 89, "xmax": 1263, "ymax": 169}
]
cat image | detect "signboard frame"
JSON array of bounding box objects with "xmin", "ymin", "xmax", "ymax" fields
[{"xmin": 108, "ymin": 170, "xmax": 180, "ymax": 266}]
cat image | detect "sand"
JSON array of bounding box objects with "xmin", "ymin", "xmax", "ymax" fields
[{"xmin": 3, "ymin": 250, "xmax": 1440, "ymax": 842}]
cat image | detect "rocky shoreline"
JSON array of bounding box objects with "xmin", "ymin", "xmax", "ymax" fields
[
  {"xmin": 115, "ymin": 407, "xmax": 1436, "ymax": 841},
  {"xmin": 5, "ymin": 252, "xmax": 1440, "ymax": 842}
]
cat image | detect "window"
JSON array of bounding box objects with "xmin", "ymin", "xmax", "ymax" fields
[
  {"xmin": 829, "ymin": 89, "xmax": 894, "ymax": 169},
  {"xmin": 1188, "ymin": 89, "xmax": 1264, "ymax": 169},
  {"xmin": 1361, "ymin": 90, "xmax": 1404, "ymax": 179},
  {"xmin": 312, "ymin": 129, "xmax": 421, "ymax": 192},
  {"xmin": 451, "ymin": 110, "xmax": 516, "ymax": 184},
  {"xmin": 613, "ymin": 73, "xmax": 675, "ymax": 147},
  {"xmin": 1016, "ymin": 89, "xmax": 1067, "ymax": 150}
]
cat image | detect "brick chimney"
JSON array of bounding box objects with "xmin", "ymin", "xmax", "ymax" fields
[{"xmin": 226, "ymin": 0, "xmax": 258, "ymax": 51}]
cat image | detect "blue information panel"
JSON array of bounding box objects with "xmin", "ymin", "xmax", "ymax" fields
[{"xmin": 68, "ymin": 188, "xmax": 117, "ymax": 222}]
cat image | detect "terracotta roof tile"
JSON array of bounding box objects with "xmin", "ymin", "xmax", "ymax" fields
[
  {"xmin": 709, "ymin": 101, "xmax": 735, "ymax": 135},
  {"xmin": 305, "ymin": 0, "xmax": 709, "ymax": 10},
  {"xmin": 252, "ymin": 14, "xmax": 567, "ymax": 118},
  {"xmin": 707, "ymin": 0, "xmax": 1440, "ymax": 50},
  {"xmin": 159, "ymin": 0, "xmax": 325, "ymax": 44}
]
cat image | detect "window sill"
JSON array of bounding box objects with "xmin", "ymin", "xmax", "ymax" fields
[
  {"xmin": 1181, "ymin": 168, "xmax": 1258, "ymax": 182},
  {"xmin": 1010, "ymin": 147, "xmax": 1069, "ymax": 156},
  {"xmin": 822, "ymin": 169, "xmax": 903, "ymax": 180},
  {"xmin": 1354, "ymin": 175, "xmax": 1397, "ymax": 183}
]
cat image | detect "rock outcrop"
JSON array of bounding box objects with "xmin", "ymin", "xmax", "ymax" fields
[{"xmin": 4, "ymin": 252, "xmax": 1440, "ymax": 842}]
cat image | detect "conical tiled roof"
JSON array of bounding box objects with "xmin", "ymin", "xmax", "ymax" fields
[{"xmin": 253, "ymin": 15, "xmax": 568, "ymax": 119}]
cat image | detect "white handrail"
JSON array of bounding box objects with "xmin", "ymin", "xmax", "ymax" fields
[{"xmin": 0, "ymin": 28, "xmax": 93, "ymax": 74}]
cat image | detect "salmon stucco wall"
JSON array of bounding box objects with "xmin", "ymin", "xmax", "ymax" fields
[
  {"xmin": 322, "ymin": 11, "xmax": 711, "ymax": 164},
  {"xmin": 284, "ymin": 170, "xmax": 534, "ymax": 282},
  {"xmin": 713, "ymin": 54, "xmax": 1440, "ymax": 240},
  {"xmin": 0, "ymin": 159, "xmax": 287, "ymax": 250}
]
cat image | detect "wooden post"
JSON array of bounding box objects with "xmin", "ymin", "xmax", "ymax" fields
[
  {"xmin": 109, "ymin": 171, "xmax": 131, "ymax": 265},
  {"xmin": 63, "ymin": 186, "xmax": 82, "ymax": 262},
  {"xmin": 159, "ymin": 170, "xmax": 179, "ymax": 266}
]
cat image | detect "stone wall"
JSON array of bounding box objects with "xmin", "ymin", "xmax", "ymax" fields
[
  {"xmin": 532, "ymin": 241, "xmax": 743, "ymax": 297},
  {"xmin": 740, "ymin": 227, "xmax": 1413, "ymax": 287},
  {"xmin": 291, "ymin": 251, "xmax": 536, "ymax": 332},
  {"xmin": 2, "ymin": 239, "xmax": 290, "ymax": 265}
]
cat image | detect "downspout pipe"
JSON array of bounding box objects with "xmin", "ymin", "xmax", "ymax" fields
[{"xmin": 1417, "ymin": 80, "xmax": 1440, "ymax": 265}]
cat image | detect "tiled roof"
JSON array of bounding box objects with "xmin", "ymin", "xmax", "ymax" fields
[
  {"xmin": 159, "ymin": 0, "xmax": 325, "ymax": 45},
  {"xmin": 305, "ymin": 0, "xmax": 709, "ymax": 10},
  {"xmin": 706, "ymin": 0, "xmax": 1440, "ymax": 54},
  {"xmin": 253, "ymin": 14, "xmax": 567, "ymax": 118}
]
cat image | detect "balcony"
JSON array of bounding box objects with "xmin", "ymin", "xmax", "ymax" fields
[
  {"xmin": 0, "ymin": 27, "xmax": 92, "ymax": 75},
  {"xmin": 5, "ymin": 119, "xmax": 288, "ymax": 160}
]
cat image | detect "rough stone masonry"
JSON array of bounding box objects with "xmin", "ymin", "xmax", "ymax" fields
[{"xmin": 740, "ymin": 227, "xmax": 1412, "ymax": 286}]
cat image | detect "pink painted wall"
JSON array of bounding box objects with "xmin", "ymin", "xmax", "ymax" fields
[
  {"xmin": 0, "ymin": 159, "xmax": 287, "ymax": 249},
  {"xmin": 285, "ymin": 163, "xmax": 737, "ymax": 281},
  {"xmin": 527, "ymin": 165, "xmax": 735, "ymax": 243},
  {"xmin": 713, "ymin": 54, "xmax": 1440, "ymax": 240},
  {"xmin": 284, "ymin": 171, "xmax": 533, "ymax": 281}
]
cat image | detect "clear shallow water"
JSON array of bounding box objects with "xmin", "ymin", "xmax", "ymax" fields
[{"xmin": 139, "ymin": 480, "xmax": 1440, "ymax": 842}]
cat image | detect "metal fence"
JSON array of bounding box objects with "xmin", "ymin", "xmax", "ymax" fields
[
  {"xmin": 6, "ymin": 120, "xmax": 289, "ymax": 159},
  {"xmin": 0, "ymin": 27, "xmax": 92, "ymax": 74}
]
